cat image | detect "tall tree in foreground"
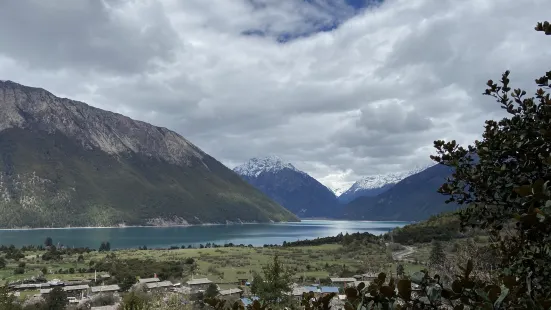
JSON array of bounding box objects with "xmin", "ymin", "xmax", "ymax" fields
[{"xmin": 430, "ymin": 21, "xmax": 551, "ymax": 308}]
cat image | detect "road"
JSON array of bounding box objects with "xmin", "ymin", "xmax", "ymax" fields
[{"xmin": 391, "ymin": 245, "xmax": 416, "ymax": 261}]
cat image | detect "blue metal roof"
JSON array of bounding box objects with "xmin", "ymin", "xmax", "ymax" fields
[
  {"xmin": 321, "ymin": 286, "xmax": 340, "ymax": 293},
  {"xmin": 304, "ymin": 286, "xmax": 319, "ymax": 292}
]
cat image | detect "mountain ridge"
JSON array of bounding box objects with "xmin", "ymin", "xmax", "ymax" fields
[
  {"xmin": 233, "ymin": 156, "xmax": 340, "ymax": 218},
  {"xmin": 0, "ymin": 80, "xmax": 298, "ymax": 228},
  {"xmin": 338, "ymin": 165, "xmax": 433, "ymax": 204},
  {"xmin": 342, "ymin": 163, "xmax": 459, "ymax": 221}
]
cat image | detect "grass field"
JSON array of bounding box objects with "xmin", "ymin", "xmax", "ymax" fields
[{"xmin": 1, "ymin": 242, "xmax": 413, "ymax": 288}]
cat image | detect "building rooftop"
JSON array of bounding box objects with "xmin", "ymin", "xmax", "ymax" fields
[
  {"xmin": 91, "ymin": 305, "xmax": 120, "ymax": 310},
  {"xmin": 91, "ymin": 285, "xmax": 121, "ymax": 293},
  {"xmin": 40, "ymin": 285, "xmax": 90, "ymax": 294},
  {"xmin": 145, "ymin": 281, "xmax": 174, "ymax": 289},
  {"xmin": 138, "ymin": 278, "xmax": 160, "ymax": 284},
  {"xmin": 219, "ymin": 288, "xmax": 243, "ymax": 296},
  {"xmin": 330, "ymin": 278, "xmax": 356, "ymax": 283},
  {"xmin": 186, "ymin": 278, "xmax": 212, "ymax": 285},
  {"xmin": 321, "ymin": 287, "xmax": 340, "ymax": 293}
]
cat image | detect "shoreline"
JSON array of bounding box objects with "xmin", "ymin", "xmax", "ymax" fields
[
  {"xmin": 0, "ymin": 220, "xmax": 302, "ymax": 231},
  {"xmin": 0, "ymin": 219, "xmax": 412, "ymax": 231}
]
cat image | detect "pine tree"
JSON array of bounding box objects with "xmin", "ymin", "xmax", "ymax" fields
[{"xmin": 429, "ymin": 240, "xmax": 445, "ymax": 268}]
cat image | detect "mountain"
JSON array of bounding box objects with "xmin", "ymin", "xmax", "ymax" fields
[
  {"xmin": 0, "ymin": 80, "xmax": 298, "ymax": 228},
  {"xmin": 338, "ymin": 166, "xmax": 431, "ymax": 204},
  {"xmin": 342, "ymin": 163, "xmax": 459, "ymax": 221},
  {"xmin": 233, "ymin": 156, "xmax": 339, "ymax": 218}
]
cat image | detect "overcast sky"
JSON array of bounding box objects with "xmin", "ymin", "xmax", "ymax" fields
[{"xmin": 0, "ymin": 0, "xmax": 549, "ymax": 191}]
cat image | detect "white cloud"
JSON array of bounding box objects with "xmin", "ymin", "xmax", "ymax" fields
[{"xmin": 0, "ymin": 0, "xmax": 549, "ymax": 190}]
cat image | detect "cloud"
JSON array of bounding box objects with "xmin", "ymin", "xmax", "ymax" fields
[{"xmin": 0, "ymin": 0, "xmax": 550, "ymax": 191}]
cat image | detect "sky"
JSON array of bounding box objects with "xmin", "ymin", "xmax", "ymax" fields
[{"xmin": 0, "ymin": 0, "xmax": 550, "ymax": 192}]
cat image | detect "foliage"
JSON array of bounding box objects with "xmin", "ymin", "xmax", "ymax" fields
[
  {"xmin": 396, "ymin": 264, "xmax": 404, "ymax": 278},
  {"xmin": 44, "ymin": 287, "xmax": 67, "ymax": 310},
  {"xmin": 99, "ymin": 241, "xmax": 111, "ymax": 252},
  {"xmin": 283, "ymin": 232, "xmax": 380, "ymax": 247},
  {"xmin": 428, "ymin": 241, "xmax": 445, "ymax": 269},
  {"xmin": 249, "ymin": 255, "xmax": 293, "ymax": 307},
  {"xmin": 205, "ymin": 283, "xmax": 219, "ymax": 298},
  {"xmin": 0, "ymin": 285, "xmax": 22, "ymax": 310},
  {"xmin": 384, "ymin": 212, "xmax": 462, "ymax": 245},
  {"xmin": 427, "ymin": 21, "xmax": 551, "ymax": 309},
  {"xmin": 118, "ymin": 291, "xmax": 151, "ymax": 310},
  {"xmin": 44, "ymin": 237, "xmax": 53, "ymax": 247}
]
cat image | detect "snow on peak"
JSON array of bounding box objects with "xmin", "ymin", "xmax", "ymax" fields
[
  {"xmin": 331, "ymin": 187, "xmax": 348, "ymax": 196},
  {"xmin": 233, "ymin": 156, "xmax": 302, "ymax": 177},
  {"xmin": 347, "ymin": 164, "xmax": 434, "ymax": 193}
]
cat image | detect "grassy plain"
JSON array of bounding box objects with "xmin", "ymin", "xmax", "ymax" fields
[{"xmin": 0, "ymin": 242, "xmax": 428, "ymax": 289}]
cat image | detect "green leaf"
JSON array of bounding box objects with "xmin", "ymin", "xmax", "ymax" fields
[
  {"xmin": 514, "ymin": 185, "xmax": 532, "ymax": 197},
  {"xmin": 397, "ymin": 279, "xmax": 411, "ymax": 301},
  {"xmin": 494, "ymin": 285, "xmax": 509, "ymax": 308},
  {"xmin": 426, "ymin": 285, "xmax": 442, "ymax": 303},
  {"xmin": 380, "ymin": 285, "xmax": 394, "ymax": 298},
  {"xmin": 411, "ymin": 272, "xmax": 424, "ymax": 284},
  {"xmin": 451, "ymin": 280, "xmax": 463, "ymax": 293},
  {"xmin": 378, "ymin": 272, "xmax": 386, "ymax": 283}
]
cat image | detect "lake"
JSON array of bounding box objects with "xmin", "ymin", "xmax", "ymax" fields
[{"xmin": 0, "ymin": 220, "xmax": 409, "ymax": 249}]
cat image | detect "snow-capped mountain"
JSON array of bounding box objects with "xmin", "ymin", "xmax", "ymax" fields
[
  {"xmin": 233, "ymin": 155, "xmax": 305, "ymax": 178},
  {"xmin": 233, "ymin": 156, "xmax": 340, "ymax": 218},
  {"xmin": 331, "ymin": 187, "xmax": 349, "ymax": 197},
  {"xmin": 338, "ymin": 165, "xmax": 434, "ymax": 204}
]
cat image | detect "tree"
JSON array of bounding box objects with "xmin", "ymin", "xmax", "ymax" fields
[
  {"xmin": 252, "ymin": 255, "xmax": 293, "ymax": 306},
  {"xmin": 119, "ymin": 291, "xmax": 150, "ymax": 310},
  {"xmin": 44, "ymin": 287, "xmax": 67, "ymax": 310},
  {"xmin": 77, "ymin": 254, "xmax": 84, "ymax": 262},
  {"xmin": 0, "ymin": 257, "xmax": 5, "ymax": 269},
  {"xmin": 0, "ymin": 285, "xmax": 21, "ymax": 310},
  {"xmin": 99, "ymin": 241, "xmax": 111, "ymax": 252},
  {"xmin": 205, "ymin": 283, "xmax": 219, "ymax": 298},
  {"xmin": 396, "ymin": 264, "xmax": 404, "ymax": 278},
  {"xmin": 428, "ymin": 20, "xmax": 551, "ymax": 308},
  {"xmin": 428, "ymin": 240, "xmax": 445, "ymax": 269},
  {"xmin": 44, "ymin": 237, "xmax": 53, "ymax": 247}
]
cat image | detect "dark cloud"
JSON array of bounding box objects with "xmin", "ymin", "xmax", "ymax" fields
[{"xmin": 0, "ymin": 0, "xmax": 550, "ymax": 191}]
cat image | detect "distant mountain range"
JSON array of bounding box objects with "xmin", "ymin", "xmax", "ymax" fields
[
  {"xmin": 0, "ymin": 81, "xmax": 298, "ymax": 228},
  {"xmin": 341, "ymin": 163, "xmax": 459, "ymax": 221},
  {"xmin": 233, "ymin": 156, "xmax": 340, "ymax": 218},
  {"xmin": 337, "ymin": 165, "xmax": 432, "ymax": 204}
]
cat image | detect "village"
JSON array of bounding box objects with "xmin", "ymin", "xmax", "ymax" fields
[{"xmin": 6, "ymin": 272, "xmax": 421, "ymax": 309}]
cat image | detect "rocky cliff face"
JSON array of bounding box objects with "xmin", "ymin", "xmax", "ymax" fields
[
  {"xmin": 0, "ymin": 81, "xmax": 203, "ymax": 165},
  {"xmin": 0, "ymin": 80, "xmax": 298, "ymax": 228}
]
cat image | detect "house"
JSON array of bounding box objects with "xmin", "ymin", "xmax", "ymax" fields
[
  {"xmin": 186, "ymin": 278, "xmax": 212, "ymax": 291},
  {"xmin": 330, "ymin": 278, "xmax": 356, "ymax": 288},
  {"xmin": 320, "ymin": 286, "xmax": 340, "ymax": 295},
  {"xmin": 90, "ymin": 285, "xmax": 120, "ymax": 295},
  {"xmin": 352, "ymin": 275, "xmax": 363, "ymax": 281},
  {"xmin": 138, "ymin": 278, "xmax": 160, "ymax": 284},
  {"xmin": 361, "ymin": 273, "xmax": 378, "ymax": 281},
  {"xmin": 353, "ymin": 281, "xmax": 369, "ymax": 288},
  {"xmin": 41, "ymin": 284, "xmax": 90, "ymax": 298},
  {"xmin": 91, "ymin": 305, "xmax": 119, "ymax": 310},
  {"xmin": 219, "ymin": 288, "xmax": 243, "ymax": 298},
  {"xmin": 291, "ymin": 286, "xmax": 319, "ymax": 301},
  {"xmin": 145, "ymin": 281, "xmax": 174, "ymax": 291}
]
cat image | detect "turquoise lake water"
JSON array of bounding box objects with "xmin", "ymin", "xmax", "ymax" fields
[{"xmin": 0, "ymin": 220, "xmax": 409, "ymax": 249}]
